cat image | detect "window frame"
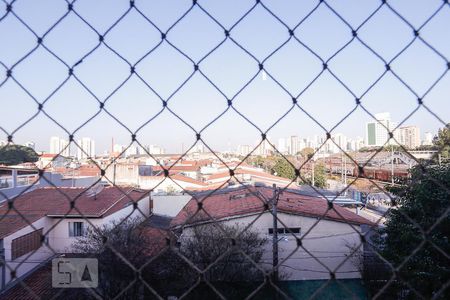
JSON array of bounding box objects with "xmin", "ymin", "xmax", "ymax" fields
[
  {"xmin": 268, "ymin": 227, "xmax": 301, "ymax": 235},
  {"xmin": 68, "ymin": 221, "xmax": 85, "ymax": 237}
]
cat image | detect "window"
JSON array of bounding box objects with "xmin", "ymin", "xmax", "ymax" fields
[
  {"xmin": 11, "ymin": 228, "xmax": 43, "ymax": 260},
  {"xmin": 68, "ymin": 222, "xmax": 85, "ymax": 237},
  {"xmin": 268, "ymin": 227, "xmax": 301, "ymax": 235}
]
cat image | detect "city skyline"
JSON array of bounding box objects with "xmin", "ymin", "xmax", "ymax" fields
[{"xmin": 1, "ymin": 111, "xmax": 439, "ymax": 156}]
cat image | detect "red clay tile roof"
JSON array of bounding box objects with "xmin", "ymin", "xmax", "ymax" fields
[
  {"xmin": 54, "ymin": 165, "xmax": 101, "ymax": 177},
  {"xmin": 0, "ymin": 187, "xmax": 149, "ymax": 239},
  {"xmin": 169, "ymin": 174, "xmax": 205, "ymax": 185},
  {"xmin": 140, "ymin": 227, "xmax": 170, "ymax": 256},
  {"xmin": 0, "ymin": 262, "xmax": 61, "ymax": 300},
  {"xmin": 171, "ymin": 187, "xmax": 373, "ymax": 227}
]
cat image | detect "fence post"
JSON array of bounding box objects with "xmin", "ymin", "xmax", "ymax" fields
[{"xmin": 272, "ymin": 184, "xmax": 279, "ymax": 282}]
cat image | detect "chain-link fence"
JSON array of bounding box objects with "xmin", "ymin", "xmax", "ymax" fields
[{"xmin": 0, "ymin": 0, "xmax": 449, "ymax": 299}]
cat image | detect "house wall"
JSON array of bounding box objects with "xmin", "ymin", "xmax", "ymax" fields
[
  {"xmin": 151, "ymin": 194, "xmax": 191, "ymax": 217},
  {"xmin": 2, "ymin": 217, "xmax": 54, "ymax": 288},
  {"xmin": 1, "ymin": 195, "xmax": 150, "ymax": 290},
  {"xmin": 105, "ymin": 164, "xmax": 139, "ymax": 186},
  {"xmin": 138, "ymin": 177, "xmax": 204, "ymax": 192},
  {"xmin": 180, "ymin": 212, "xmax": 362, "ymax": 280},
  {"xmin": 49, "ymin": 195, "xmax": 150, "ymax": 253}
]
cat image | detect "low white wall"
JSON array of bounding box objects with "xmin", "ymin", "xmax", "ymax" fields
[
  {"xmin": 139, "ymin": 177, "xmax": 204, "ymax": 192},
  {"xmin": 181, "ymin": 212, "xmax": 362, "ymax": 280},
  {"xmin": 152, "ymin": 194, "xmax": 191, "ymax": 217}
]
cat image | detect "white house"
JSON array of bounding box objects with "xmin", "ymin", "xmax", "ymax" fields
[
  {"xmin": 0, "ymin": 185, "xmax": 150, "ymax": 291},
  {"xmin": 171, "ymin": 186, "xmax": 373, "ymax": 281}
]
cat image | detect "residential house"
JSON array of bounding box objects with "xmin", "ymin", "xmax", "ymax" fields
[
  {"xmin": 171, "ymin": 186, "xmax": 373, "ymax": 281},
  {"xmin": 0, "ymin": 186, "xmax": 150, "ymax": 291}
]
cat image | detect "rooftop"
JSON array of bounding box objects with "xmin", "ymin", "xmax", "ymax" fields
[
  {"xmin": 172, "ymin": 186, "xmax": 373, "ymax": 227},
  {"xmin": 0, "ymin": 186, "xmax": 149, "ymax": 239}
]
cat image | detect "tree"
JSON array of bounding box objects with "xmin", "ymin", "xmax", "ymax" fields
[
  {"xmin": 373, "ymin": 164, "xmax": 450, "ymax": 299},
  {"xmin": 71, "ymin": 217, "xmax": 166, "ymax": 299},
  {"xmin": 304, "ymin": 162, "xmax": 327, "ymax": 188},
  {"xmin": 70, "ymin": 218, "xmax": 267, "ymax": 299},
  {"xmin": 313, "ymin": 162, "xmax": 327, "ymax": 188},
  {"xmin": 433, "ymin": 123, "xmax": 450, "ymax": 159},
  {"xmin": 298, "ymin": 147, "xmax": 314, "ymax": 160},
  {"xmin": 181, "ymin": 223, "xmax": 266, "ymax": 281},
  {"xmin": 271, "ymin": 157, "xmax": 296, "ymax": 180},
  {"xmin": 176, "ymin": 223, "xmax": 267, "ymax": 298},
  {"xmin": 0, "ymin": 144, "xmax": 38, "ymax": 165},
  {"xmin": 248, "ymin": 155, "xmax": 276, "ymax": 172}
]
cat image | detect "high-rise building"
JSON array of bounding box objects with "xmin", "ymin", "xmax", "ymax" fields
[
  {"xmin": 113, "ymin": 144, "xmax": 125, "ymax": 154},
  {"xmin": 49, "ymin": 136, "xmax": 70, "ymax": 156},
  {"xmin": 422, "ymin": 132, "xmax": 434, "ymax": 146},
  {"xmin": 365, "ymin": 112, "xmax": 398, "ymax": 147},
  {"xmin": 332, "ymin": 133, "xmax": 348, "ymax": 152},
  {"xmin": 125, "ymin": 145, "xmax": 139, "ymax": 157},
  {"xmin": 149, "ymin": 145, "xmax": 165, "ymax": 155},
  {"xmin": 77, "ymin": 137, "xmax": 95, "ymax": 160},
  {"xmin": 289, "ymin": 136, "xmax": 299, "ymax": 155},
  {"xmin": 398, "ymin": 126, "xmax": 421, "ymax": 149},
  {"xmin": 356, "ymin": 136, "xmax": 365, "ymax": 151},
  {"xmin": 255, "ymin": 138, "xmax": 272, "ymax": 156},
  {"xmin": 277, "ymin": 138, "xmax": 287, "ymax": 154},
  {"xmin": 237, "ymin": 145, "xmax": 251, "ymax": 156}
]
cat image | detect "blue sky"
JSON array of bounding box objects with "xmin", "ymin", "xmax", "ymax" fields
[{"xmin": 0, "ymin": 0, "xmax": 449, "ymax": 153}]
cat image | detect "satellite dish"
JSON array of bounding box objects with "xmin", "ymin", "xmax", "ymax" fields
[{"xmin": 86, "ymin": 183, "xmax": 104, "ymax": 199}]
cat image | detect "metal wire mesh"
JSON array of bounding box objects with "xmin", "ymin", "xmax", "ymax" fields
[{"xmin": 0, "ymin": 0, "xmax": 449, "ymax": 299}]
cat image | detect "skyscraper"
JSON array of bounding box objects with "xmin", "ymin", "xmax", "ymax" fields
[
  {"xmin": 365, "ymin": 112, "xmax": 398, "ymax": 147},
  {"xmin": 399, "ymin": 126, "xmax": 421, "ymax": 149},
  {"xmin": 49, "ymin": 136, "xmax": 70, "ymax": 156},
  {"xmin": 277, "ymin": 138, "xmax": 287, "ymax": 154},
  {"xmin": 77, "ymin": 138, "xmax": 95, "ymax": 160},
  {"xmin": 289, "ymin": 136, "xmax": 299, "ymax": 155},
  {"xmin": 423, "ymin": 132, "xmax": 434, "ymax": 146}
]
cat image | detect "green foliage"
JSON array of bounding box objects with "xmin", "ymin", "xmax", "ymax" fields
[
  {"xmin": 414, "ymin": 144, "xmax": 437, "ymax": 151},
  {"xmin": 304, "ymin": 162, "xmax": 327, "ymax": 188},
  {"xmin": 359, "ymin": 144, "xmax": 405, "ymax": 152},
  {"xmin": 271, "ymin": 157, "xmax": 296, "ymax": 180},
  {"xmin": 298, "ymin": 147, "xmax": 314, "ymax": 159},
  {"xmin": 313, "ymin": 162, "xmax": 327, "ymax": 188},
  {"xmin": 0, "ymin": 144, "xmax": 38, "ymax": 165},
  {"xmin": 433, "ymin": 123, "xmax": 450, "ymax": 159},
  {"xmin": 376, "ymin": 164, "xmax": 450, "ymax": 299},
  {"xmin": 249, "ymin": 155, "xmax": 277, "ymax": 172}
]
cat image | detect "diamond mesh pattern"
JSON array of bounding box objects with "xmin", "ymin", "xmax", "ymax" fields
[{"xmin": 0, "ymin": 0, "xmax": 449, "ymax": 299}]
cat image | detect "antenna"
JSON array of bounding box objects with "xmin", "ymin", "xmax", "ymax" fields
[{"xmin": 86, "ymin": 183, "xmax": 104, "ymax": 199}]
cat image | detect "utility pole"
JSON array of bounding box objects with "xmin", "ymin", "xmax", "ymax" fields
[
  {"xmin": 391, "ymin": 144, "xmax": 394, "ymax": 185},
  {"xmin": 272, "ymin": 184, "xmax": 280, "ymax": 282},
  {"xmin": 311, "ymin": 159, "xmax": 315, "ymax": 187},
  {"xmin": 344, "ymin": 155, "xmax": 347, "ymax": 194}
]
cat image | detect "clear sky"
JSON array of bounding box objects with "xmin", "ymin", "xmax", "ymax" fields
[{"xmin": 0, "ymin": 0, "xmax": 449, "ymax": 154}]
